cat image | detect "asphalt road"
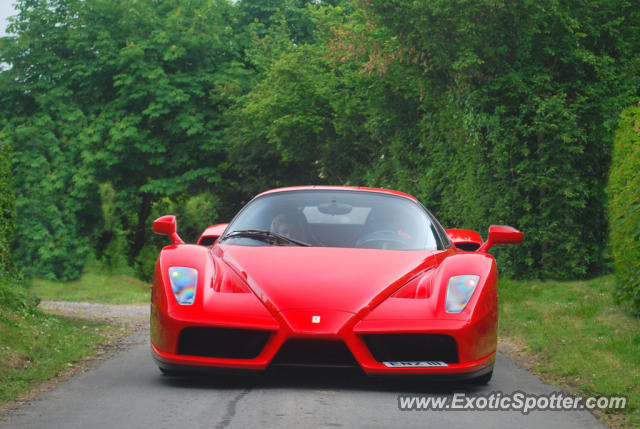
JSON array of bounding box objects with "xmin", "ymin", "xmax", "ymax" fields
[{"xmin": 1, "ymin": 329, "xmax": 605, "ymax": 429}]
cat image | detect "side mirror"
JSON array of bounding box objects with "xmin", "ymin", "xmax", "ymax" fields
[
  {"xmin": 152, "ymin": 215, "xmax": 184, "ymax": 245},
  {"xmin": 445, "ymin": 228, "xmax": 483, "ymax": 251},
  {"xmin": 477, "ymin": 225, "xmax": 523, "ymax": 253}
]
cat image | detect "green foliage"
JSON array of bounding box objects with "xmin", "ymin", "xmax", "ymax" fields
[
  {"xmin": 329, "ymin": 0, "xmax": 640, "ymax": 278},
  {"xmin": 226, "ymin": 4, "xmax": 383, "ymax": 195},
  {"xmin": 7, "ymin": 112, "xmax": 101, "ymax": 280},
  {"xmin": 0, "ymin": 277, "xmax": 38, "ymax": 314},
  {"xmin": 77, "ymin": 0, "xmax": 246, "ymax": 257},
  {"xmin": 100, "ymin": 236, "xmax": 129, "ymax": 273},
  {"xmin": 235, "ymin": 0, "xmax": 342, "ymax": 47},
  {"xmin": 95, "ymin": 183, "xmax": 130, "ymax": 272},
  {"xmin": 178, "ymin": 192, "xmax": 222, "ymax": 243},
  {"xmin": 0, "ymin": 0, "xmax": 254, "ymax": 277},
  {"xmin": 0, "ymin": 94, "xmax": 37, "ymax": 314},
  {"xmin": 134, "ymin": 244, "xmax": 159, "ymax": 283},
  {"xmin": 1, "ymin": 0, "xmax": 639, "ymax": 286},
  {"xmin": 0, "ymin": 138, "xmax": 14, "ymax": 276},
  {"xmin": 228, "ymin": 45, "xmax": 336, "ymax": 191},
  {"xmin": 608, "ymin": 103, "xmax": 640, "ymax": 314}
]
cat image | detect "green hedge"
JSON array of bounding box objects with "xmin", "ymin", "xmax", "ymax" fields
[
  {"xmin": 608, "ymin": 103, "xmax": 640, "ymax": 314},
  {"xmin": 0, "ymin": 134, "xmax": 37, "ymax": 312},
  {"xmin": 0, "ymin": 138, "xmax": 14, "ymax": 277}
]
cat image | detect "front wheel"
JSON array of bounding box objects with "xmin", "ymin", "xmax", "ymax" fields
[
  {"xmin": 470, "ymin": 370, "xmax": 493, "ymax": 385},
  {"xmin": 159, "ymin": 367, "xmax": 183, "ymax": 377}
]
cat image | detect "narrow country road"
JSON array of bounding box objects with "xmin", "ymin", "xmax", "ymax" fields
[{"xmin": 0, "ymin": 303, "xmax": 605, "ymax": 429}]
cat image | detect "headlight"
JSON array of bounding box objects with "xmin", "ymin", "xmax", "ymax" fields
[
  {"xmin": 168, "ymin": 267, "xmax": 198, "ymax": 305},
  {"xmin": 445, "ymin": 275, "xmax": 479, "ymax": 313}
]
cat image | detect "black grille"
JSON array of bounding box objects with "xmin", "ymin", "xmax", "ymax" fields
[
  {"xmin": 199, "ymin": 236, "xmax": 217, "ymax": 246},
  {"xmin": 271, "ymin": 339, "xmax": 358, "ymax": 367},
  {"xmin": 177, "ymin": 327, "xmax": 271, "ymax": 359},
  {"xmin": 455, "ymin": 242, "xmax": 480, "ymax": 251},
  {"xmin": 361, "ymin": 334, "xmax": 458, "ymax": 363}
]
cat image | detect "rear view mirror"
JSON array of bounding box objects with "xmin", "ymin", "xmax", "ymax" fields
[
  {"xmin": 477, "ymin": 225, "xmax": 523, "ymax": 253},
  {"xmin": 318, "ymin": 202, "xmax": 352, "ymax": 215},
  {"xmin": 152, "ymin": 215, "xmax": 184, "ymax": 245}
]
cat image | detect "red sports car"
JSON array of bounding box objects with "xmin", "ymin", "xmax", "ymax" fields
[{"xmin": 150, "ymin": 186, "xmax": 522, "ymax": 383}]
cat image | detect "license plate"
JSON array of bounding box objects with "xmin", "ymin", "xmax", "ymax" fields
[{"xmin": 383, "ymin": 361, "xmax": 448, "ymax": 367}]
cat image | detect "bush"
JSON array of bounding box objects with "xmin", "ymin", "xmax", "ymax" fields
[
  {"xmin": 608, "ymin": 103, "xmax": 640, "ymax": 314},
  {"xmin": 0, "ymin": 277, "xmax": 39, "ymax": 313},
  {"xmin": 100, "ymin": 234, "xmax": 130, "ymax": 273},
  {"xmin": 134, "ymin": 244, "xmax": 159, "ymax": 283},
  {"xmin": 95, "ymin": 183, "xmax": 130, "ymax": 272},
  {"xmin": 10, "ymin": 113, "xmax": 101, "ymax": 281},
  {"xmin": 0, "ymin": 139, "xmax": 14, "ymax": 276},
  {"xmin": 0, "ymin": 140, "xmax": 37, "ymax": 313}
]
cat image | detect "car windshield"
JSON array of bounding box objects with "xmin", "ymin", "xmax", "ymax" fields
[{"xmin": 220, "ymin": 190, "xmax": 448, "ymax": 251}]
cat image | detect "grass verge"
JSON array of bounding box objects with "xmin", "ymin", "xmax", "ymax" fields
[
  {"xmin": 0, "ymin": 278, "xmax": 115, "ymax": 406},
  {"xmin": 499, "ymin": 275, "xmax": 639, "ymax": 428},
  {"xmin": 29, "ymin": 268, "xmax": 149, "ymax": 305}
]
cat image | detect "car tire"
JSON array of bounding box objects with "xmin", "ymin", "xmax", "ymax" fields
[
  {"xmin": 471, "ymin": 370, "xmax": 493, "ymax": 385},
  {"xmin": 159, "ymin": 367, "xmax": 182, "ymax": 376}
]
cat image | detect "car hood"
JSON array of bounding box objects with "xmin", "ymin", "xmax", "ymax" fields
[{"xmin": 218, "ymin": 245, "xmax": 440, "ymax": 315}]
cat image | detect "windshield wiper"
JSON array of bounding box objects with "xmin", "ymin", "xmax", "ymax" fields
[{"xmin": 221, "ymin": 229, "xmax": 311, "ymax": 247}]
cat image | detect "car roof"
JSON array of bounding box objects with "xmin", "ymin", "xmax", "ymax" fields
[{"xmin": 254, "ymin": 186, "xmax": 419, "ymax": 203}]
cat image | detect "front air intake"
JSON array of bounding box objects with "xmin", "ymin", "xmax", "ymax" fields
[
  {"xmin": 177, "ymin": 327, "xmax": 271, "ymax": 359},
  {"xmin": 361, "ymin": 334, "xmax": 458, "ymax": 363},
  {"xmin": 271, "ymin": 339, "xmax": 358, "ymax": 367}
]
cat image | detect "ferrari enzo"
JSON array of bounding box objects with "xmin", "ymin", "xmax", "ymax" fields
[{"xmin": 150, "ymin": 186, "xmax": 522, "ymax": 383}]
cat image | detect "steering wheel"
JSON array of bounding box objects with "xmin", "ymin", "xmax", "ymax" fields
[{"xmin": 355, "ymin": 230, "xmax": 411, "ymax": 250}]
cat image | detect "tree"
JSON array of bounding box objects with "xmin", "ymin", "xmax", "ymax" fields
[
  {"xmin": 0, "ymin": 0, "xmax": 252, "ymax": 276},
  {"xmin": 226, "ymin": 4, "xmax": 382, "ymax": 197},
  {"xmin": 235, "ymin": 0, "xmax": 344, "ymax": 47},
  {"xmin": 608, "ymin": 103, "xmax": 640, "ymax": 314},
  {"xmin": 84, "ymin": 0, "xmax": 250, "ymax": 257},
  {"xmin": 0, "ymin": 0, "xmax": 101, "ymax": 279}
]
